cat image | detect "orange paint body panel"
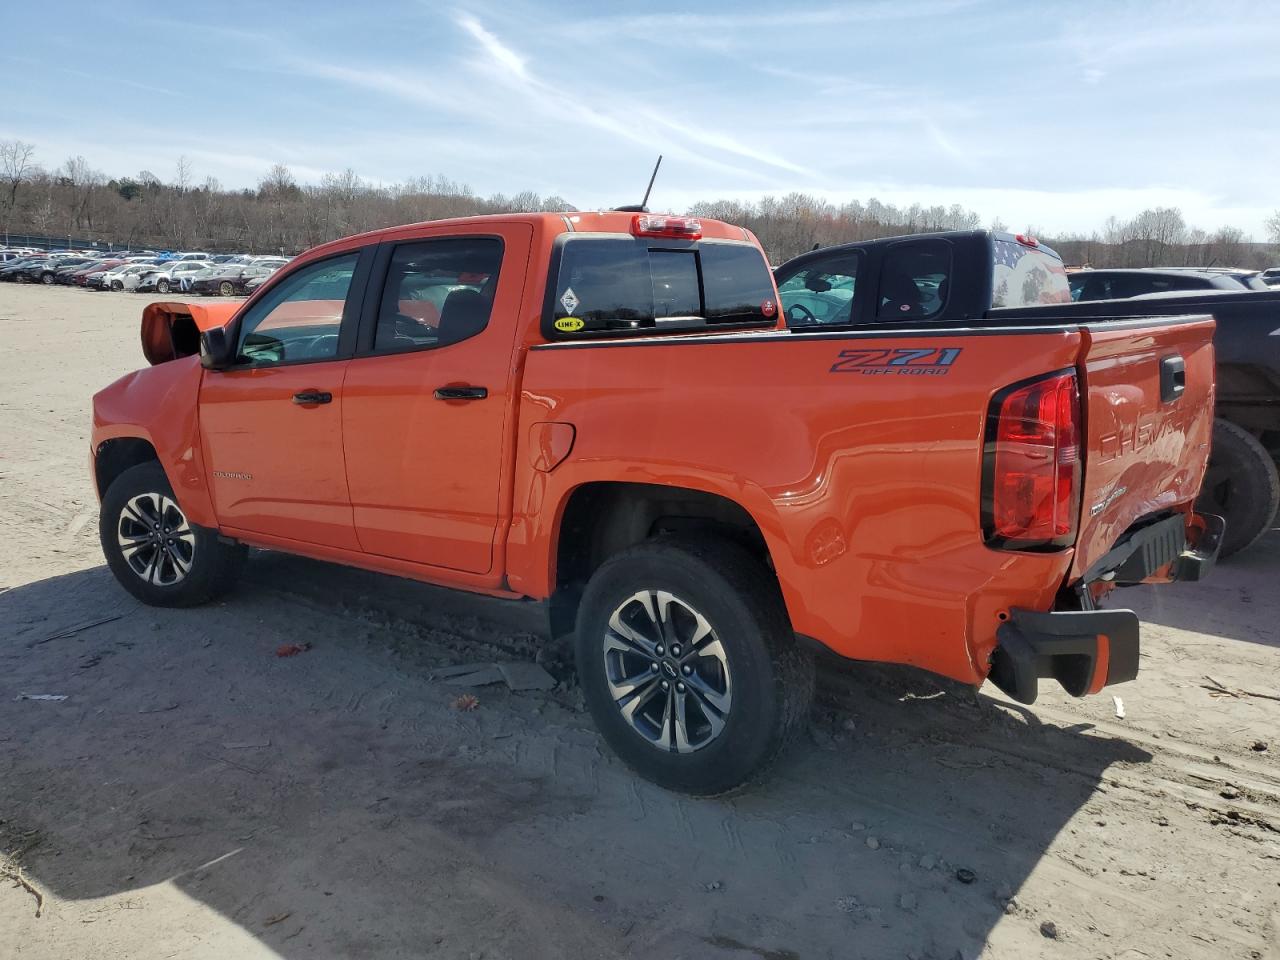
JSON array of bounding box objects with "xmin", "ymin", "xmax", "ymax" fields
[
  {"xmin": 1069, "ymin": 319, "xmax": 1215, "ymax": 579},
  {"xmin": 507, "ymin": 330, "xmax": 1092, "ymax": 683},
  {"xmin": 91, "ymin": 212, "xmax": 1217, "ymax": 693}
]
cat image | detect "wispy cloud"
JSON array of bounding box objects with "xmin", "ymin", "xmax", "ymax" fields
[{"xmin": 456, "ymin": 14, "xmax": 530, "ymax": 81}]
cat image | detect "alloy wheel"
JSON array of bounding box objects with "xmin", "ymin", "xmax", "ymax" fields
[
  {"xmin": 117, "ymin": 492, "xmax": 196, "ymax": 586},
  {"xmin": 602, "ymin": 590, "xmax": 733, "ymax": 753}
]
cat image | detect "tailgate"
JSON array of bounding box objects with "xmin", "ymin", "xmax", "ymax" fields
[{"xmin": 1070, "ymin": 315, "xmax": 1216, "ymax": 579}]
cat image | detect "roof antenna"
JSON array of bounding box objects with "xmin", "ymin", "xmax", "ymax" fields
[{"xmin": 615, "ymin": 155, "xmax": 662, "ymax": 213}]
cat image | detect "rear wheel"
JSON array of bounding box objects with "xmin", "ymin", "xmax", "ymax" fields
[
  {"xmin": 156, "ymin": 278, "xmax": 171, "ymax": 294},
  {"xmin": 100, "ymin": 462, "xmax": 246, "ymax": 607},
  {"xmin": 1196, "ymin": 418, "xmax": 1280, "ymax": 558},
  {"xmin": 574, "ymin": 536, "xmax": 814, "ymax": 795},
  {"xmin": 111, "ymin": 280, "xmax": 123, "ymax": 291},
  {"xmin": 219, "ymin": 280, "xmax": 234, "ymax": 296}
]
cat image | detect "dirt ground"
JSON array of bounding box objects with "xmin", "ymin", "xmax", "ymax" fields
[{"xmin": 1, "ymin": 284, "xmax": 1277, "ymax": 960}]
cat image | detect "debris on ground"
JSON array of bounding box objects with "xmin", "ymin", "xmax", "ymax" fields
[
  {"xmin": 137, "ymin": 702, "xmax": 178, "ymax": 714},
  {"xmin": 1, "ymin": 863, "xmax": 44, "ymax": 918},
  {"xmin": 865, "ymin": 836, "xmax": 880, "ymax": 850},
  {"xmin": 497, "ymin": 662, "xmax": 557, "ymax": 691},
  {"xmin": 1113, "ymin": 696, "xmax": 1125, "ymax": 719},
  {"xmin": 14, "ymin": 694, "xmax": 67, "ymax": 702},
  {"xmin": 1251, "ymin": 741, "xmax": 1268, "ymax": 752},
  {"xmin": 275, "ymin": 642, "xmax": 312, "ymax": 658},
  {"xmin": 430, "ymin": 661, "xmax": 556, "ymax": 692},
  {"xmin": 703, "ymin": 880, "xmax": 723, "ymax": 892},
  {"xmin": 955, "ymin": 868, "xmax": 976, "ymax": 884},
  {"xmin": 28, "ymin": 614, "xmax": 123, "ymax": 647},
  {"xmin": 452, "ymin": 693, "xmax": 480, "ymax": 712},
  {"xmin": 263, "ymin": 912, "xmax": 292, "ymax": 926},
  {"xmin": 1040, "ymin": 920, "xmax": 1059, "ymax": 939},
  {"xmin": 223, "ymin": 740, "xmax": 271, "ymax": 750},
  {"xmin": 1201, "ymin": 675, "xmax": 1280, "ymax": 703}
]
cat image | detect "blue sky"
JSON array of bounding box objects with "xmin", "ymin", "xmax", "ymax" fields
[{"xmin": 2, "ymin": 0, "xmax": 1277, "ymax": 236}]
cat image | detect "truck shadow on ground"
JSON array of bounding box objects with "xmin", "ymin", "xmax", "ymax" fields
[{"xmin": 2, "ymin": 559, "xmax": 1151, "ymax": 960}]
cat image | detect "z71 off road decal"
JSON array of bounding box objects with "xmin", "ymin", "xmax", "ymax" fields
[{"xmin": 830, "ymin": 347, "xmax": 962, "ymax": 376}]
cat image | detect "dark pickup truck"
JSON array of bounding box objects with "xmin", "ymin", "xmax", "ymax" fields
[{"xmin": 776, "ymin": 231, "xmax": 1279, "ymax": 557}]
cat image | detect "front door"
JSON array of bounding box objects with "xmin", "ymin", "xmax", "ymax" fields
[
  {"xmin": 341, "ymin": 225, "xmax": 533, "ymax": 574},
  {"xmin": 199, "ymin": 250, "xmax": 368, "ymax": 550}
]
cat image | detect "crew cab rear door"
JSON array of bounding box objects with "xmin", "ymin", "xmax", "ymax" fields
[
  {"xmin": 340, "ymin": 222, "xmax": 534, "ymax": 575},
  {"xmin": 1070, "ymin": 316, "xmax": 1216, "ymax": 579}
]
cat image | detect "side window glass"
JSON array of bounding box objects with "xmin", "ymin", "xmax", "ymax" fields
[
  {"xmin": 374, "ymin": 238, "xmax": 503, "ymax": 353},
  {"xmin": 235, "ymin": 253, "xmax": 358, "ymax": 367},
  {"xmin": 777, "ymin": 253, "xmax": 860, "ymax": 328},
  {"xmin": 877, "ymin": 241, "xmax": 951, "ymax": 320}
]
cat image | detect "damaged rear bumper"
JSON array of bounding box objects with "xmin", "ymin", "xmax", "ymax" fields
[{"xmin": 988, "ymin": 511, "xmax": 1223, "ymax": 705}]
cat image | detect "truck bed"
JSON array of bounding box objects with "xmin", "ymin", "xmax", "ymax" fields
[{"xmin": 515, "ymin": 314, "xmax": 1215, "ymax": 685}]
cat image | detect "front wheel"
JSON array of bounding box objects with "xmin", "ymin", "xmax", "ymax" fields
[
  {"xmin": 219, "ymin": 280, "xmax": 234, "ymax": 296},
  {"xmin": 1197, "ymin": 419, "xmax": 1280, "ymax": 558},
  {"xmin": 156, "ymin": 279, "xmax": 171, "ymax": 294},
  {"xmin": 40, "ymin": 272, "xmax": 54, "ymax": 285},
  {"xmin": 575, "ymin": 536, "xmax": 814, "ymax": 795},
  {"xmin": 111, "ymin": 280, "xmax": 123, "ymax": 291},
  {"xmin": 100, "ymin": 462, "xmax": 246, "ymax": 607}
]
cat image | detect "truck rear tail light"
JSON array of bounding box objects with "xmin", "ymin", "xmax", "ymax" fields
[
  {"xmin": 983, "ymin": 370, "xmax": 1081, "ymax": 550},
  {"xmin": 632, "ymin": 215, "xmax": 702, "ymax": 240}
]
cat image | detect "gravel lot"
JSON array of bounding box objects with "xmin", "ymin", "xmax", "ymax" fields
[{"xmin": 1, "ymin": 285, "xmax": 1278, "ymax": 960}]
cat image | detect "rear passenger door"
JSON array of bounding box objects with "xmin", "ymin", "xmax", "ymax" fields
[{"xmin": 340, "ymin": 223, "xmax": 533, "ymax": 574}]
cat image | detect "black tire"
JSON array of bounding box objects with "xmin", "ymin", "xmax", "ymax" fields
[
  {"xmin": 1197, "ymin": 418, "xmax": 1280, "ymax": 558},
  {"xmin": 110, "ymin": 280, "xmax": 123, "ymax": 291},
  {"xmin": 219, "ymin": 281, "xmax": 234, "ymax": 296},
  {"xmin": 40, "ymin": 272, "xmax": 54, "ymax": 285},
  {"xmin": 575, "ymin": 536, "xmax": 814, "ymax": 796},
  {"xmin": 100, "ymin": 462, "xmax": 246, "ymax": 607},
  {"xmin": 156, "ymin": 278, "xmax": 171, "ymax": 294}
]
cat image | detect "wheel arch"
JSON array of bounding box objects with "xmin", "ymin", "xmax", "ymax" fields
[
  {"xmin": 94, "ymin": 436, "xmax": 161, "ymax": 500},
  {"xmin": 546, "ymin": 480, "xmax": 783, "ymax": 642}
]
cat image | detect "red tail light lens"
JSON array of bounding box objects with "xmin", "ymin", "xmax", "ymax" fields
[
  {"xmin": 632, "ymin": 215, "xmax": 702, "ymax": 240},
  {"xmin": 984, "ymin": 371, "xmax": 1081, "ymax": 549}
]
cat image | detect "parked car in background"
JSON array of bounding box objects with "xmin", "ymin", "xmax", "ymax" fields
[
  {"xmin": 250, "ymin": 256, "xmax": 290, "ymax": 269},
  {"xmin": 135, "ymin": 260, "xmax": 214, "ymax": 294},
  {"xmin": 104, "ymin": 263, "xmax": 161, "ymax": 292},
  {"xmin": 29, "ymin": 256, "xmax": 93, "ymax": 284},
  {"xmin": 189, "ymin": 264, "xmax": 276, "ymax": 296},
  {"xmin": 82, "ymin": 261, "xmax": 129, "ymax": 288},
  {"xmin": 1259, "ymin": 267, "xmax": 1280, "ymax": 288},
  {"xmin": 0, "ymin": 257, "xmax": 47, "ymax": 281},
  {"xmin": 242, "ymin": 273, "xmax": 269, "ymax": 294},
  {"xmin": 1069, "ymin": 268, "xmax": 1255, "ymax": 300}
]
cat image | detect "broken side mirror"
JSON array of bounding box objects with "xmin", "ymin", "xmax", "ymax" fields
[{"xmin": 199, "ymin": 326, "xmax": 235, "ymax": 370}]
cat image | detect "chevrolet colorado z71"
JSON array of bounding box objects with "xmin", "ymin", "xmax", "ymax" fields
[{"xmin": 92, "ymin": 214, "xmax": 1220, "ymax": 794}]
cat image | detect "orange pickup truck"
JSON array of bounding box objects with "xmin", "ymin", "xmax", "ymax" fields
[{"xmin": 91, "ymin": 211, "xmax": 1221, "ymax": 794}]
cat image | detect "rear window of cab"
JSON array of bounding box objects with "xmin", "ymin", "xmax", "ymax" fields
[{"xmin": 544, "ymin": 237, "xmax": 777, "ymax": 339}]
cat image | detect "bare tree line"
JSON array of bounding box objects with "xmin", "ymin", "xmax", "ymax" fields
[{"xmin": 2, "ymin": 140, "xmax": 1278, "ymax": 268}]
